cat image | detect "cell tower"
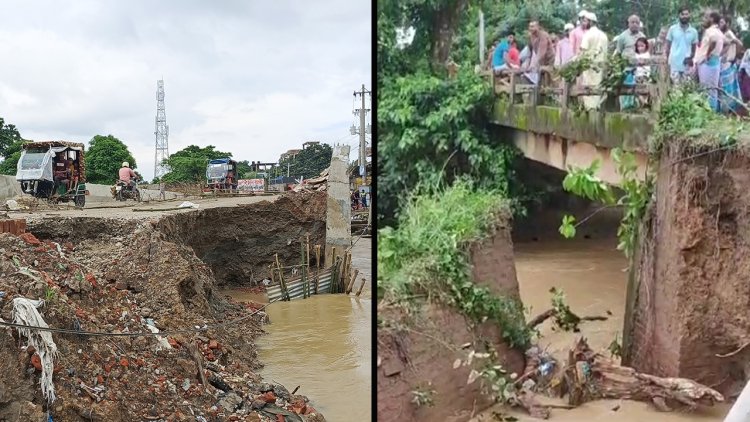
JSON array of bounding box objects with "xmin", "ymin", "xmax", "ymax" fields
[{"xmin": 154, "ymin": 79, "xmax": 170, "ymax": 179}]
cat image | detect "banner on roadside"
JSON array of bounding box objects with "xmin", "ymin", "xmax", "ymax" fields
[{"xmin": 238, "ymin": 179, "xmax": 265, "ymax": 192}]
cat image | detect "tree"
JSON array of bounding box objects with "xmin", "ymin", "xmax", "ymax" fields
[
  {"xmin": 86, "ymin": 135, "xmax": 137, "ymax": 184},
  {"xmin": 278, "ymin": 143, "xmax": 333, "ymax": 179},
  {"xmin": 0, "ymin": 117, "xmax": 29, "ymax": 175},
  {"xmin": 161, "ymin": 145, "xmax": 232, "ymax": 183},
  {"xmin": 236, "ymin": 160, "xmax": 253, "ymax": 178},
  {"xmin": 0, "ymin": 140, "xmax": 25, "ymax": 176}
]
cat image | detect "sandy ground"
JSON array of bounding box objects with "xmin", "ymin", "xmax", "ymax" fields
[{"xmin": 15, "ymin": 194, "xmax": 280, "ymax": 221}]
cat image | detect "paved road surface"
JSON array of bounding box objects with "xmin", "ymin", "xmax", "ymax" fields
[{"xmin": 15, "ymin": 195, "xmax": 279, "ymax": 222}]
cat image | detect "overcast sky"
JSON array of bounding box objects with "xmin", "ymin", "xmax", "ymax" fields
[{"xmin": 0, "ymin": 1, "xmax": 372, "ymax": 180}]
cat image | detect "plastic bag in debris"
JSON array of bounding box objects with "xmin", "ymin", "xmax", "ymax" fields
[
  {"xmin": 145, "ymin": 324, "xmax": 173, "ymax": 351},
  {"xmin": 178, "ymin": 201, "xmax": 199, "ymax": 209},
  {"xmin": 12, "ymin": 297, "xmax": 58, "ymax": 403},
  {"xmin": 5, "ymin": 199, "xmax": 19, "ymax": 211}
]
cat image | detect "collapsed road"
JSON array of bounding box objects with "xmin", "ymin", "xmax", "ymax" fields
[{"xmin": 0, "ymin": 191, "xmax": 329, "ymax": 421}]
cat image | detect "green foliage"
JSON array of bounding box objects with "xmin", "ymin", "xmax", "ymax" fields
[
  {"xmin": 0, "ymin": 117, "xmax": 25, "ymax": 158},
  {"xmin": 559, "ymin": 149, "xmax": 652, "ymax": 260},
  {"xmin": 0, "ymin": 140, "xmax": 24, "ymax": 176},
  {"xmin": 161, "ymin": 145, "xmax": 232, "ymax": 183},
  {"xmin": 0, "ymin": 117, "xmax": 29, "ymax": 176},
  {"xmin": 612, "ymin": 148, "xmax": 652, "ymax": 258},
  {"xmin": 653, "ymin": 86, "xmax": 744, "ymax": 152},
  {"xmin": 549, "ymin": 287, "xmax": 582, "ymax": 331},
  {"xmin": 558, "ymin": 215, "xmax": 576, "ymax": 239},
  {"xmin": 410, "ymin": 384, "xmax": 436, "ymax": 408},
  {"xmin": 561, "ymin": 160, "xmax": 615, "ymax": 204},
  {"xmin": 86, "ymin": 135, "xmax": 137, "ymax": 184},
  {"xmin": 378, "ymin": 69, "xmax": 520, "ymax": 224},
  {"xmin": 608, "ymin": 333, "xmax": 623, "ymax": 359},
  {"xmin": 278, "ymin": 143, "xmax": 332, "ymax": 179},
  {"xmin": 236, "ymin": 160, "xmax": 253, "ymax": 179},
  {"xmin": 378, "ymin": 181, "xmax": 533, "ymax": 349}
]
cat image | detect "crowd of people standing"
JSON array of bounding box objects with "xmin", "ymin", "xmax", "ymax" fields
[{"xmin": 489, "ymin": 6, "xmax": 750, "ymax": 114}]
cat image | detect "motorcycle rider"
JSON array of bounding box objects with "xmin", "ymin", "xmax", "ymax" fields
[{"xmin": 118, "ymin": 162, "xmax": 137, "ymax": 190}]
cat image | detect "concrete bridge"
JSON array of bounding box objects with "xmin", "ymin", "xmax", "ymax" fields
[{"xmin": 487, "ymin": 59, "xmax": 668, "ymax": 184}]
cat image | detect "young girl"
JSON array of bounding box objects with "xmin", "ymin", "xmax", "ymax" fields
[{"xmin": 634, "ymin": 37, "xmax": 651, "ymax": 107}]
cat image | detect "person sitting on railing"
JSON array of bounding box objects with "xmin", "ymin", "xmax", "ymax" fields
[
  {"xmin": 522, "ymin": 21, "xmax": 555, "ymax": 88},
  {"xmin": 615, "ymin": 15, "xmax": 646, "ymax": 111},
  {"xmin": 666, "ymin": 6, "xmax": 699, "ymax": 85},
  {"xmin": 635, "ymin": 37, "xmax": 652, "ymax": 107},
  {"xmin": 492, "ymin": 33, "xmax": 516, "ymax": 74}
]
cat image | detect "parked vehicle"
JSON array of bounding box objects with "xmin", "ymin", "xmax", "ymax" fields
[
  {"xmin": 16, "ymin": 141, "xmax": 89, "ymax": 208},
  {"xmin": 205, "ymin": 158, "xmax": 238, "ymax": 191}
]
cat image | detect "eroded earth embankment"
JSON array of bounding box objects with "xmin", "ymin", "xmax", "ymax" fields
[{"xmin": 0, "ymin": 192, "xmax": 326, "ymax": 421}]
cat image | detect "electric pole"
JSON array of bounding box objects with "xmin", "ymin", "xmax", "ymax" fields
[{"xmin": 350, "ymin": 84, "xmax": 371, "ymax": 183}]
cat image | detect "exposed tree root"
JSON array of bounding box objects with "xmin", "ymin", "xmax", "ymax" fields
[{"xmin": 562, "ymin": 338, "xmax": 724, "ymax": 411}]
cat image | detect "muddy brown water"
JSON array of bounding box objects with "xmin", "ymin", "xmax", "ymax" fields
[
  {"xmin": 473, "ymin": 237, "xmax": 731, "ymax": 422},
  {"xmin": 225, "ymin": 291, "xmax": 371, "ymax": 422}
]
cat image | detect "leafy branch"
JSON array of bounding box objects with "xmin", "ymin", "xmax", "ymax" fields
[{"xmin": 559, "ymin": 149, "xmax": 653, "ymax": 259}]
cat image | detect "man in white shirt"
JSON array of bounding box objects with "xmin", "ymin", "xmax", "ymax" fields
[{"xmin": 578, "ymin": 12, "xmax": 609, "ymax": 110}]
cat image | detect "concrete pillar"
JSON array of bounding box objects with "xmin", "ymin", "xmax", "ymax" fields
[{"xmin": 325, "ymin": 145, "xmax": 351, "ymax": 264}]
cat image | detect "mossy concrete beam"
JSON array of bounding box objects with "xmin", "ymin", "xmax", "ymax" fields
[{"xmin": 491, "ymin": 101, "xmax": 653, "ymax": 152}]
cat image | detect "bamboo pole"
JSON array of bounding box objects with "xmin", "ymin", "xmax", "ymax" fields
[
  {"xmin": 300, "ymin": 240, "xmax": 306, "ymax": 299},
  {"xmin": 314, "ymin": 245, "xmax": 321, "ymax": 294},
  {"xmin": 356, "ymin": 277, "xmax": 366, "ymax": 297},
  {"xmin": 306, "ymin": 235, "xmax": 311, "ymax": 298},
  {"xmin": 341, "ymin": 251, "xmax": 351, "ymax": 293},
  {"xmin": 275, "ymin": 254, "xmax": 289, "ymax": 301},
  {"xmin": 346, "ymin": 268, "xmax": 359, "ymax": 294},
  {"xmin": 330, "ymin": 257, "xmax": 339, "ymax": 294}
]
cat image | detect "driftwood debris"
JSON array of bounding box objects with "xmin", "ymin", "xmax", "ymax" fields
[
  {"xmin": 562, "ymin": 338, "xmax": 724, "ymax": 411},
  {"xmin": 527, "ymin": 308, "xmax": 608, "ymax": 330}
]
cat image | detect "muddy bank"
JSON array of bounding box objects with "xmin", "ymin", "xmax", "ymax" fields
[
  {"xmin": 29, "ymin": 192, "xmax": 327, "ymax": 287},
  {"xmin": 377, "ymin": 222, "xmax": 525, "ymax": 422},
  {"xmin": 0, "ymin": 194, "xmax": 328, "ymax": 421},
  {"xmin": 624, "ymin": 142, "xmax": 750, "ymax": 397},
  {"xmin": 157, "ymin": 192, "xmax": 326, "ymax": 286}
]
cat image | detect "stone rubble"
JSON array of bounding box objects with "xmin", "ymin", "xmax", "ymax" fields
[{"xmin": 0, "ymin": 227, "xmax": 325, "ymax": 422}]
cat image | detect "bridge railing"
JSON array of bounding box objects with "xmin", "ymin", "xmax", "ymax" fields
[{"xmin": 485, "ymin": 57, "xmax": 669, "ymax": 113}]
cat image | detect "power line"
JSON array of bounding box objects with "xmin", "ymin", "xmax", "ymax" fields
[{"xmin": 0, "ymin": 298, "xmax": 280, "ymax": 337}]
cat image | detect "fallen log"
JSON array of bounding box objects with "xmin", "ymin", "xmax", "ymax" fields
[
  {"xmin": 564, "ymin": 337, "xmax": 724, "ymax": 411},
  {"xmin": 527, "ymin": 308, "xmax": 608, "ymax": 330}
]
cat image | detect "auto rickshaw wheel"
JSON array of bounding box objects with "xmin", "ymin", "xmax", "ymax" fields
[{"xmin": 74, "ymin": 194, "xmax": 85, "ymax": 208}]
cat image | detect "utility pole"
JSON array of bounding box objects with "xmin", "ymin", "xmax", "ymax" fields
[{"xmin": 350, "ymin": 84, "xmax": 371, "ymax": 183}]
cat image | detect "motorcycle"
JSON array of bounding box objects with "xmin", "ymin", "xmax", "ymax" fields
[{"xmin": 112, "ymin": 178, "xmax": 142, "ymax": 202}]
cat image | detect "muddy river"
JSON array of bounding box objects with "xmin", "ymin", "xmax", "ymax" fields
[
  {"xmin": 226, "ymin": 291, "xmax": 371, "ymax": 422},
  {"xmin": 473, "ymin": 236, "xmax": 731, "ymax": 422}
]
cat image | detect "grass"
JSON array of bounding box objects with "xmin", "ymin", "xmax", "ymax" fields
[
  {"xmin": 652, "ymin": 85, "xmax": 747, "ymax": 153},
  {"xmin": 378, "ymin": 179, "xmax": 532, "ymax": 349}
]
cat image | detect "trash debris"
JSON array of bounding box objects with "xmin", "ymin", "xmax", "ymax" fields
[
  {"xmin": 5, "ymin": 199, "xmax": 19, "ymax": 211},
  {"xmin": 12, "ymin": 297, "xmax": 58, "ymax": 403},
  {"xmin": 178, "ymin": 201, "xmax": 199, "ymax": 209}
]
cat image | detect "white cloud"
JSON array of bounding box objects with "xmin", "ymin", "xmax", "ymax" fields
[{"xmin": 0, "ymin": 0, "xmax": 371, "ymax": 180}]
